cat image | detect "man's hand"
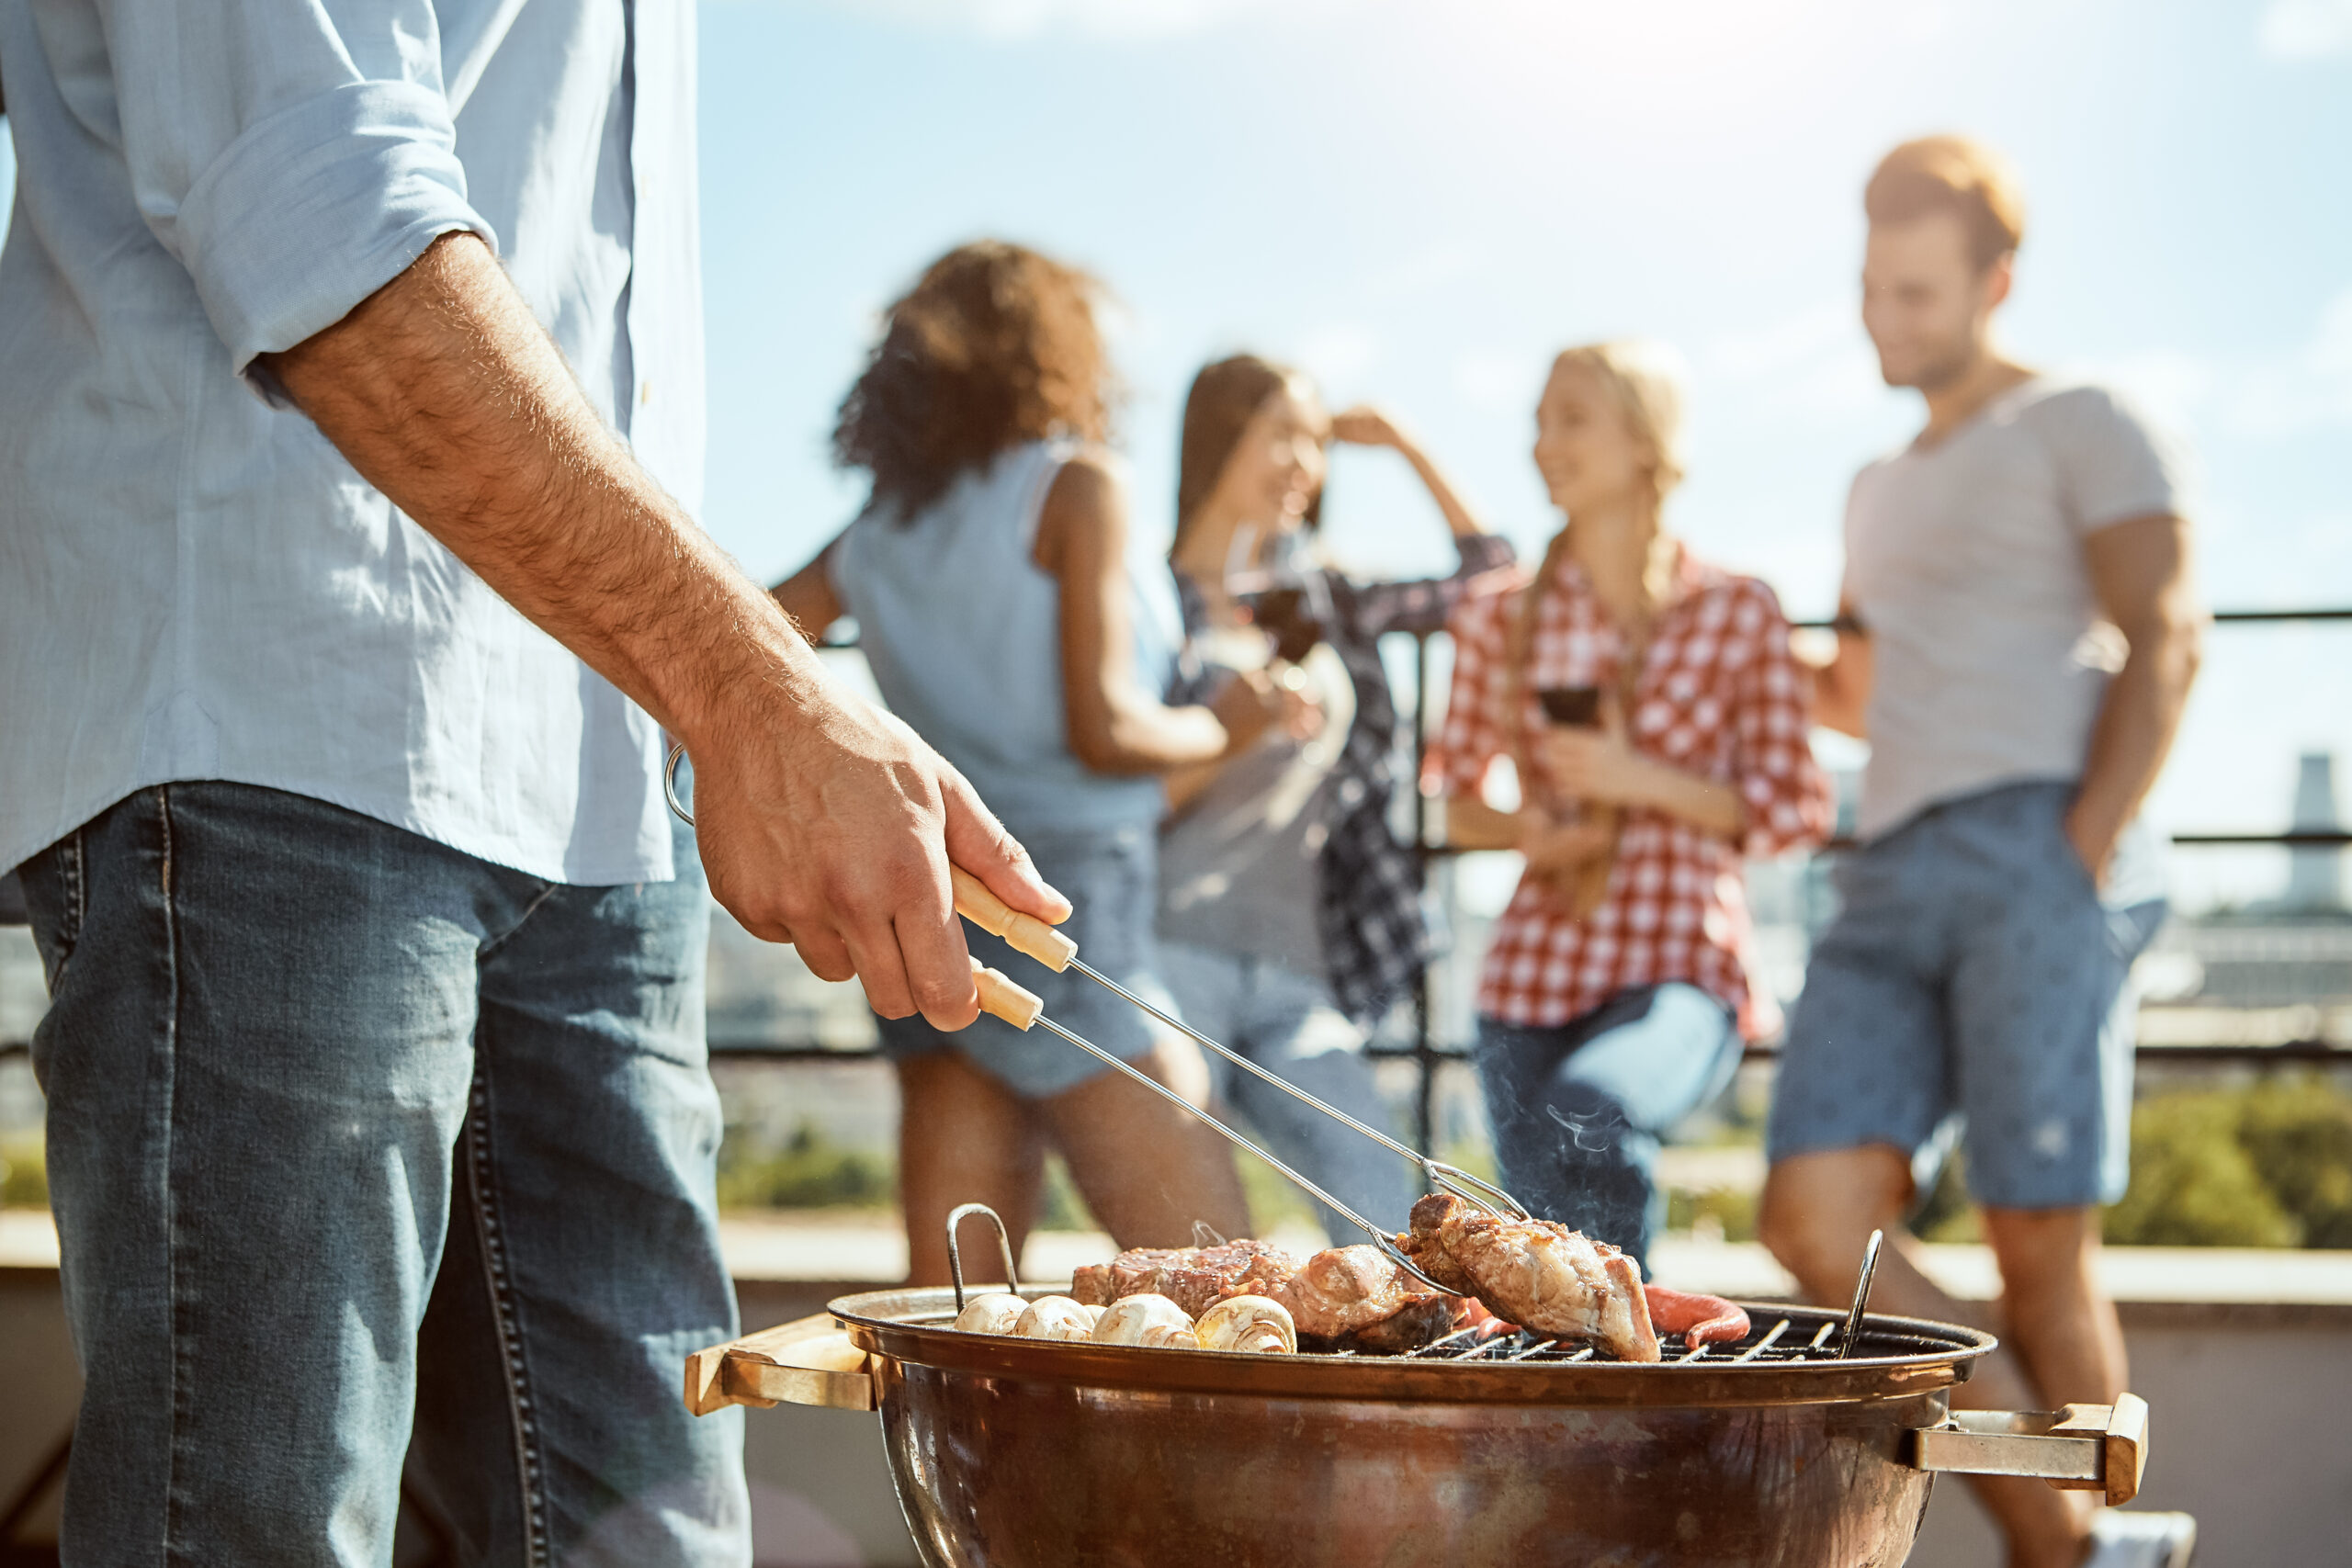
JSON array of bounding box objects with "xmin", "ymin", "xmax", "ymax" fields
[
  {"xmin": 263, "ymin": 232, "xmax": 1067, "ymax": 1027},
  {"xmin": 2061, "ymin": 806, "xmax": 2119, "ymax": 891},
  {"xmin": 693, "ymin": 703, "xmax": 1067, "ymax": 1023}
]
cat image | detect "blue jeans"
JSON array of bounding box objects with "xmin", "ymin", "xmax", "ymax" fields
[
  {"xmin": 1474, "ymin": 985, "xmax": 1741, "ymax": 1273},
  {"xmin": 1158, "ymin": 942, "xmax": 1415, "ymax": 1243},
  {"xmin": 17, "ymin": 784, "xmax": 749, "ymax": 1567}
]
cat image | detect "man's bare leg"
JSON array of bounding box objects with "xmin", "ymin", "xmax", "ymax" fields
[
  {"xmin": 1761, "ymin": 1147, "xmax": 2092, "ymax": 1568},
  {"xmin": 1043, "ymin": 1035, "xmax": 1252, "ymax": 1250},
  {"xmin": 1981, "ymin": 1205, "xmax": 2127, "ymax": 1411},
  {"xmin": 899, "ymin": 1053, "xmax": 1045, "ymax": 1287}
]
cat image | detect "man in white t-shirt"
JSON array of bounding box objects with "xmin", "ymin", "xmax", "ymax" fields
[{"xmin": 1760, "ymin": 138, "xmax": 2203, "ymax": 1568}]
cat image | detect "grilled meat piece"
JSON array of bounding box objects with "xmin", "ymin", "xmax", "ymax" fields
[
  {"xmin": 1273, "ymin": 1245, "xmax": 1461, "ymax": 1354},
  {"xmin": 1399, "ymin": 1194, "xmax": 1661, "ymax": 1362},
  {"xmin": 1071, "ymin": 1239, "xmax": 1295, "ymax": 1319},
  {"xmin": 1073, "ymin": 1239, "xmax": 1464, "ymax": 1354}
]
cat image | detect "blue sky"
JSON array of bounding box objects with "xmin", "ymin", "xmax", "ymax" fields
[
  {"xmin": 701, "ymin": 0, "xmax": 2352, "ymax": 909},
  {"xmin": 4, "ymin": 0, "xmax": 2347, "ymax": 904}
]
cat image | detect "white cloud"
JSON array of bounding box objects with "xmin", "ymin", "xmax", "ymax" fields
[
  {"xmin": 1292, "ymin": 321, "xmax": 1380, "ymax": 386},
  {"xmin": 2223, "ymin": 286, "xmax": 2352, "ymax": 437},
  {"xmin": 1702, "ymin": 301, "xmax": 1855, "ymax": 382},
  {"xmin": 1450, "ymin": 348, "xmax": 1546, "ymax": 415},
  {"xmin": 2082, "ymin": 347, "xmax": 2218, "ymax": 431},
  {"xmin": 2062, "ymin": 289, "xmax": 2352, "ymax": 442},
  {"xmin": 2259, "ymin": 0, "xmax": 2352, "ymax": 59},
  {"xmin": 1698, "ymin": 302, "xmax": 1884, "ymax": 424}
]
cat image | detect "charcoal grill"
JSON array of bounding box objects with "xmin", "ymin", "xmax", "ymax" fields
[
  {"xmin": 668, "ymin": 813, "xmax": 2154, "ymax": 1561},
  {"xmin": 689, "ymin": 1283, "xmax": 2149, "ymax": 1568}
]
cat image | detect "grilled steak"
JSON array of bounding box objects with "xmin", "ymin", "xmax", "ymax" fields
[
  {"xmin": 1399, "ymin": 1193, "xmax": 1661, "ymax": 1362},
  {"xmin": 1071, "ymin": 1239, "xmax": 1295, "ymax": 1319}
]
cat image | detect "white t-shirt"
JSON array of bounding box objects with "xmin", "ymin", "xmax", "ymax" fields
[{"xmin": 1846, "ymin": 378, "xmax": 2186, "ymax": 843}]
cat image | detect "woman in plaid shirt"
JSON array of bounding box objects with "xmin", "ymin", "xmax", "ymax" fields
[{"xmin": 1430, "ymin": 342, "xmax": 1832, "ymax": 1271}]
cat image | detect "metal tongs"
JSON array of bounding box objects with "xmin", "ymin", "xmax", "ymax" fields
[
  {"xmin": 946, "ymin": 868, "xmax": 1528, "ymax": 1294},
  {"xmin": 661, "ymin": 746, "xmax": 1530, "ymax": 1292}
]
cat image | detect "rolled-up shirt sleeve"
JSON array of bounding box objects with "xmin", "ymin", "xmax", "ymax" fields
[{"xmin": 99, "ymin": 0, "xmax": 496, "ymax": 390}]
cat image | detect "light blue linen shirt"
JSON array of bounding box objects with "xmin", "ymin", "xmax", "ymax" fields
[{"xmin": 0, "ymin": 0, "xmax": 703, "ymax": 884}]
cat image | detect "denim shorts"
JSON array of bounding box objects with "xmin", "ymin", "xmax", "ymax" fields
[
  {"xmin": 1767, "ymin": 780, "xmax": 2165, "ymax": 1209},
  {"xmin": 878, "ymin": 823, "xmax": 1170, "ymax": 1099}
]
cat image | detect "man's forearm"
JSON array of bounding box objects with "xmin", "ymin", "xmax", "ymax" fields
[
  {"xmin": 264, "ymin": 232, "xmax": 816, "ymax": 743},
  {"xmin": 2070, "ymin": 620, "xmax": 2201, "ymax": 867}
]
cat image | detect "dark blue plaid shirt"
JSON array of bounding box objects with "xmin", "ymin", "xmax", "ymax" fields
[{"xmin": 1171, "ymin": 534, "xmax": 1518, "ymax": 1027}]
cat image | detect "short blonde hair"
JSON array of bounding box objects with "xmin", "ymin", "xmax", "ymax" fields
[
  {"xmin": 1864, "ymin": 136, "xmax": 2026, "ymax": 271},
  {"xmin": 1550, "ymin": 340, "xmax": 1688, "ymax": 501}
]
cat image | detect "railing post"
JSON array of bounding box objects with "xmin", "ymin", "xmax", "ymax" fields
[{"xmin": 1412, "ymin": 631, "xmax": 1439, "ymax": 1165}]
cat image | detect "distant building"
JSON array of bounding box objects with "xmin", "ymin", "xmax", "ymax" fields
[
  {"xmin": 2133, "ymin": 750, "xmax": 2352, "ymax": 1047},
  {"xmin": 2288, "ymin": 752, "xmax": 2345, "ymax": 912}
]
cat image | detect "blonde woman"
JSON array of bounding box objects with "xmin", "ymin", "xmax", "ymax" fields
[{"xmin": 1427, "ymin": 344, "xmax": 1832, "ymax": 1271}]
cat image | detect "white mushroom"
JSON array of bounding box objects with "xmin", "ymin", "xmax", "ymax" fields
[
  {"xmin": 1012, "ymin": 1296, "xmax": 1097, "ymax": 1341},
  {"xmin": 1194, "ymin": 1294, "xmax": 1297, "ymax": 1354},
  {"xmin": 1090, "ymin": 1292, "xmax": 1198, "ymax": 1349},
  {"xmin": 952, "ymin": 1292, "xmax": 1030, "ymax": 1336}
]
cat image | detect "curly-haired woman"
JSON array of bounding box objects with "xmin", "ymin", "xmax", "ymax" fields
[
  {"xmin": 1157, "ymin": 355, "xmax": 1516, "ymax": 1242},
  {"xmin": 1428, "ymin": 343, "xmax": 1832, "ymax": 1273},
  {"xmin": 773, "ymin": 243, "xmax": 1271, "ymax": 1283}
]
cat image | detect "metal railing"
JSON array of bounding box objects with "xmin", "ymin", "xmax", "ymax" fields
[
  {"xmin": 6, "ymin": 606, "xmax": 2352, "ymax": 1156},
  {"xmin": 723, "ymin": 604, "xmax": 2352, "ymax": 1153}
]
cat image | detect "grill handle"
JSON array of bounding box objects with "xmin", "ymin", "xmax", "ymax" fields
[
  {"xmin": 1906, "ymin": 1393, "xmax": 2148, "ymax": 1506},
  {"xmin": 685, "ymin": 1313, "xmax": 876, "ymax": 1416}
]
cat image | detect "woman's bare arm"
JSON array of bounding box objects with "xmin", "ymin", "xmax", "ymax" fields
[
  {"xmin": 771, "ymin": 542, "xmax": 846, "ymax": 645},
  {"xmin": 1032, "ymin": 456, "xmax": 1229, "ymax": 775},
  {"xmin": 1539, "ymin": 725, "xmax": 1747, "ymax": 839}
]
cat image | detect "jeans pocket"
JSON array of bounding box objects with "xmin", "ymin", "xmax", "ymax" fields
[{"xmin": 19, "ymin": 828, "xmax": 87, "ymax": 995}]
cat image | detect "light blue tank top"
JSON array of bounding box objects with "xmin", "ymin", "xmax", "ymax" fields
[{"xmin": 829, "ymin": 442, "xmax": 1178, "ymax": 836}]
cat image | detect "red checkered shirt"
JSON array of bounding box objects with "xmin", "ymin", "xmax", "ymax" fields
[{"xmin": 1428, "ymin": 549, "xmax": 1831, "ymax": 1038}]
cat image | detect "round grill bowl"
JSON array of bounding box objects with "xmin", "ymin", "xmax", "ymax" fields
[{"xmin": 694, "ymin": 1289, "xmax": 2146, "ymax": 1568}]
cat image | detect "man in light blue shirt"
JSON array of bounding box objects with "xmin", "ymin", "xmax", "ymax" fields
[{"xmin": 0, "ymin": 4, "xmax": 1066, "ymax": 1561}]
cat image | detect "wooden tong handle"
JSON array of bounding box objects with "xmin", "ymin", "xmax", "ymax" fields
[
  {"xmin": 951, "ymin": 865, "xmax": 1078, "ymax": 972},
  {"xmin": 971, "ymin": 957, "xmax": 1044, "ymax": 1032}
]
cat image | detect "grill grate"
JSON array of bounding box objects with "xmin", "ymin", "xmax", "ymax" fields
[{"xmin": 1402, "ymin": 1314, "xmax": 1966, "ymax": 1366}]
